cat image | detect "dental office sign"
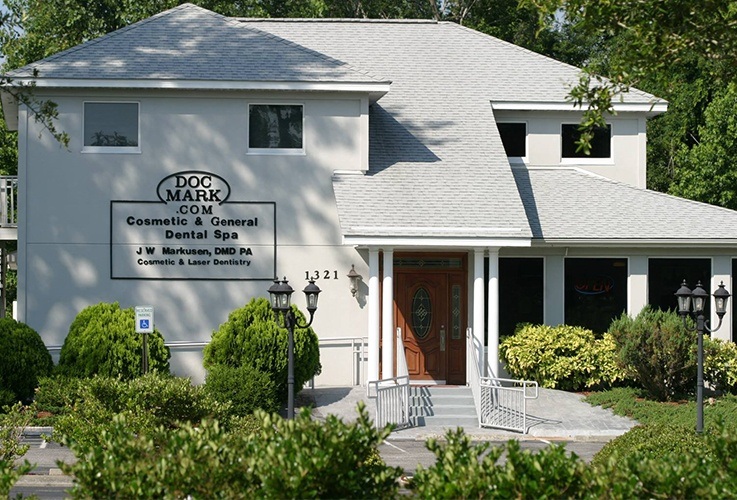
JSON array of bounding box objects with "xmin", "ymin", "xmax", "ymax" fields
[{"xmin": 111, "ymin": 171, "xmax": 276, "ymax": 280}]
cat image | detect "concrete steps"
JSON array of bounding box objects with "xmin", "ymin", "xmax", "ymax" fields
[{"xmin": 409, "ymin": 386, "xmax": 478, "ymax": 427}]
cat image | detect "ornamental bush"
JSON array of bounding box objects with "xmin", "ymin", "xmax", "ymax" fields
[
  {"xmin": 57, "ymin": 301, "xmax": 170, "ymax": 380},
  {"xmin": 499, "ymin": 324, "xmax": 629, "ymax": 391},
  {"xmin": 0, "ymin": 318, "xmax": 53, "ymax": 407},
  {"xmin": 61, "ymin": 404, "xmax": 401, "ymax": 499},
  {"xmin": 204, "ymin": 363, "xmax": 280, "ymax": 415},
  {"xmin": 704, "ymin": 337, "xmax": 737, "ymax": 394},
  {"xmin": 204, "ymin": 297, "xmax": 321, "ymax": 405},
  {"xmin": 608, "ymin": 307, "xmax": 696, "ymax": 401}
]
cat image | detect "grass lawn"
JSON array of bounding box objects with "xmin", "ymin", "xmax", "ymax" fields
[{"xmin": 585, "ymin": 387, "xmax": 737, "ymax": 431}]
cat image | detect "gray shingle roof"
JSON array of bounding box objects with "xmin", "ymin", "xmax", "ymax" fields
[
  {"xmin": 8, "ymin": 4, "xmax": 386, "ymax": 84},
  {"xmin": 514, "ymin": 167, "xmax": 737, "ymax": 243}
]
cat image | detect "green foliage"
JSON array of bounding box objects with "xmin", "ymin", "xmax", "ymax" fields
[
  {"xmin": 410, "ymin": 429, "xmax": 592, "ymax": 498},
  {"xmin": 204, "ymin": 297, "xmax": 321, "ymax": 403},
  {"xmin": 500, "ymin": 324, "xmax": 629, "ymax": 390},
  {"xmin": 32, "ymin": 375, "xmax": 86, "ymax": 421},
  {"xmin": 593, "ymin": 423, "xmax": 706, "ymax": 467},
  {"xmin": 585, "ymin": 387, "xmax": 737, "ymax": 431},
  {"xmin": 57, "ymin": 301, "xmax": 170, "ymax": 380},
  {"xmin": 204, "ymin": 363, "xmax": 280, "ymax": 415},
  {"xmin": 704, "ymin": 336, "xmax": 737, "ymax": 394},
  {"xmin": 0, "ymin": 318, "xmax": 53, "ymax": 406},
  {"xmin": 670, "ymin": 83, "xmax": 737, "ymax": 208},
  {"xmin": 608, "ymin": 307, "xmax": 696, "ymax": 401},
  {"xmin": 53, "ymin": 373, "xmax": 231, "ymax": 449},
  {"xmin": 0, "ymin": 402, "xmax": 34, "ymax": 498},
  {"xmin": 61, "ymin": 404, "xmax": 401, "ymax": 499}
]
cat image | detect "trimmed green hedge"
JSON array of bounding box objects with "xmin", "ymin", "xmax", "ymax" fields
[
  {"xmin": 57, "ymin": 302, "xmax": 170, "ymax": 380},
  {"xmin": 0, "ymin": 318, "xmax": 52, "ymax": 407}
]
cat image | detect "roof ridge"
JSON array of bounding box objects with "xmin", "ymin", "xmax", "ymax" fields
[
  {"xmin": 8, "ymin": 3, "xmax": 215, "ymax": 76},
  {"xmin": 235, "ymin": 18, "xmax": 438, "ymax": 24},
  {"xmin": 442, "ymin": 22, "xmax": 659, "ymax": 103}
]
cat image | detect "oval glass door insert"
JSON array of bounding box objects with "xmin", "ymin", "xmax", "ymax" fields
[{"xmin": 411, "ymin": 287, "xmax": 432, "ymax": 338}]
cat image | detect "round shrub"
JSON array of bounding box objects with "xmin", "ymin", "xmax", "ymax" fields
[
  {"xmin": 204, "ymin": 298, "xmax": 321, "ymax": 404},
  {"xmin": 608, "ymin": 306, "xmax": 696, "ymax": 401},
  {"xmin": 500, "ymin": 324, "xmax": 628, "ymax": 391},
  {"xmin": 205, "ymin": 364, "xmax": 280, "ymax": 415},
  {"xmin": 57, "ymin": 302, "xmax": 170, "ymax": 380},
  {"xmin": 0, "ymin": 318, "xmax": 53, "ymax": 407}
]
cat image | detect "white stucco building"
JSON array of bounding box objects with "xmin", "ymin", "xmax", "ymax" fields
[{"xmin": 3, "ymin": 4, "xmax": 737, "ymax": 386}]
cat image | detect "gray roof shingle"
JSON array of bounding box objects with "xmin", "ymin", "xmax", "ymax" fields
[{"xmin": 513, "ymin": 167, "xmax": 737, "ymax": 243}]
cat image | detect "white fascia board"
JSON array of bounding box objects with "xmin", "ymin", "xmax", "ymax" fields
[
  {"xmin": 491, "ymin": 101, "xmax": 668, "ymax": 116},
  {"xmin": 0, "ymin": 91, "xmax": 18, "ymax": 131},
  {"xmin": 343, "ymin": 235, "xmax": 532, "ymax": 248},
  {"xmin": 534, "ymin": 238, "xmax": 737, "ymax": 248},
  {"xmin": 6, "ymin": 78, "xmax": 391, "ymax": 99}
]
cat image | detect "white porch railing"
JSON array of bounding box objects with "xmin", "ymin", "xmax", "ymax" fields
[
  {"xmin": 367, "ymin": 327, "xmax": 411, "ymax": 429},
  {"xmin": 466, "ymin": 327, "xmax": 482, "ymax": 423},
  {"xmin": 479, "ymin": 377, "xmax": 538, "ymax": 433},
  {"xmin": 0, "ymin": 176, "xmax": 17, "ymax": 228}
]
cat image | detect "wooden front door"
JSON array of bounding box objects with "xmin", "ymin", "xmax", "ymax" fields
[{"xmin": 394, "ymin": 262, "xmax": 466, "ymax": 384}]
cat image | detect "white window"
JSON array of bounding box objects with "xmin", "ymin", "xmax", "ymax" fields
[
  {"xmin": 497, "ymin": 122, "xmax": 527, "ymax": 160},
  {"xmin": 561, "ymin": 124, "xmax": 611, "ymax": 159},
  {"xmin": 83, "ymin": 102, "xmax": 140, "ymax": 153},
  {"xmin": 248, "ymin": 104, "xmax": 304, "ymax": 154}
]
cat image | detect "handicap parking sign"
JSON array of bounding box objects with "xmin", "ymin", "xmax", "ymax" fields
[{"xmin": 135, "ymin": 306, "xmax": 154, "ymax": 334}]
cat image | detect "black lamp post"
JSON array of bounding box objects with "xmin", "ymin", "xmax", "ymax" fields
[
  {"xmin": 675, "ymin": 280, "xmax": 730, "ymax": 433},
  {"xmin": 268, "ymin": 277, "xmax": 321, "ymax": 419}
]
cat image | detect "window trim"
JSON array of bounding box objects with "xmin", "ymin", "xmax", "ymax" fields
[
  {"xmin": 560, "ymin": 123, "xmax": 612, "ymax": 164},
  {"xmin": 497, "ymin": 121, "xmax": 528, "ymax": 163},
  {"xmin": 81, "ymin": 101, "xmax": 141, "ymax": 154},
  {"xmin": 246, "ymin": 102, "xmax": 306, "ymax": 156}
]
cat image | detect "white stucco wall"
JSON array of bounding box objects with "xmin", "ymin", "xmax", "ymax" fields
[
  {"xmin": 18, "ymin": 89, "xmax": 371, "ymax": 383},
  {"xmin": 494, "ymin": 111, "xmax": 648, "ymax": 188}
]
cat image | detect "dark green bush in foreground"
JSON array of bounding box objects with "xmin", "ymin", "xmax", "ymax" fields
[
  {"xmin": 204, "ymin": 297, "xmax": 321, "ymax": 405},
  {"xmin": 57, "ymin": 301, "xmax": 170, "ymax": 380},
  {"xmin": 0, "ymin": 318, "xmax": 53, "ymax": 407},
  {"xmin": 52, "ymin": 373, "xmax": 231, "ymax": 449},
  {"xmin": 61, "ymin": 404, "xmax": 401, "ymax": 499},
  {"xmin": 205, "ymin": 363, "xmax": 280, "ymax": 415}
]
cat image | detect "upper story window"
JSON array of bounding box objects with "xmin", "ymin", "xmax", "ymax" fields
[
  {"xmin": 83, "ymin": 102, "xmax": 140, "ymax": 153},
  {"xmin": 248, "ymin": 104, "xmax": 304, "ymax": 154},
  {"xmin": 498, "ymin": 122, "xmax": 526, "ymax": 159},
  {"xmin": 561, "ymin": 124, "xmax": 611, "ymax": 159}
]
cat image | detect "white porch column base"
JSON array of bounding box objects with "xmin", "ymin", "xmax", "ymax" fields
[
  {"xmin": 473, "ymin": 249, "xmax": 486, "ymax": 378},
  {"xmin": 368, "ymin": 249, "xmax": 380, "ymax": 383},
  {"xmin": 487, "ymin": 248, "xmax": 500, "ymax": 378},
  {"xmin": 382, "ymin": 249, "xmax": 394, "ymax": 379}
]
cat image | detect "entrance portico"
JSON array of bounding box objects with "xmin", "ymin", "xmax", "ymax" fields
[{"xmin": 364, "ymin": 242, "xmax": 527, "ymax": 385}]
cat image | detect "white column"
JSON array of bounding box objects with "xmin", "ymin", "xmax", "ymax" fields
[
  {"xmin": 487, "ymin": 248, "xmax": 500, "ymax": 378},
  {"xmin": 368, "ymin": 249, "xmax": 380, "ymax": 383},
  {"xmin": 473, "ymin": 249, "xmax": 486, "ymax": 377},
  {"xmin": 628, "ymin": 255, "xmax": 648, "ymax": 317},
  {"xmin": 712, "ymin": 256, "xmax": 732, "ymax": 342},
  {"xmin": 382, "ymin": 249, "xmax": 394, "ymax": 379}
]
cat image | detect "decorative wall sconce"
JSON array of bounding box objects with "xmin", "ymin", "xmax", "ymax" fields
[{"xmin": 347, "ymin": 265, "xmax": 362, "ymax": 297}]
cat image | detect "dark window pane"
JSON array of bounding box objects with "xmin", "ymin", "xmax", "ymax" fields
[
  {"xmin": 500, "ymin": 258, "xmax": 544, "ymax": 336},
  {"xmin": 249, "ymin": 104, "xmax": 303, "ymax": 149},
  {"xmin": 649, "ymin": 258, "xmax": 710, "ymax": 318},
  {"xmin": 562, "ymin": 124, "xmax": 611, "ymax": 158},
  {"xmin": 498, "ymin": 122, "xmax": 526, "ymax": 157},
  {"xmin": 565, "ymin": 258, "xmax": 627, "ymax": 334},
  {"xmin": 84, "ymin": 102, "xmax": 138, "ymax": 147}
]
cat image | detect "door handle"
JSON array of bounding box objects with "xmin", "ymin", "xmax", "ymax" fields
[{"xmin": 440, "ymin": 325, "xmax": 446, "ymax": 351}]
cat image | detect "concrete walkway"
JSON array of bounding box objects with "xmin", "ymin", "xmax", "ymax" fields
[{"xmin": 302, "ymin": 386, "xmax": 637, "ymax": 442}]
